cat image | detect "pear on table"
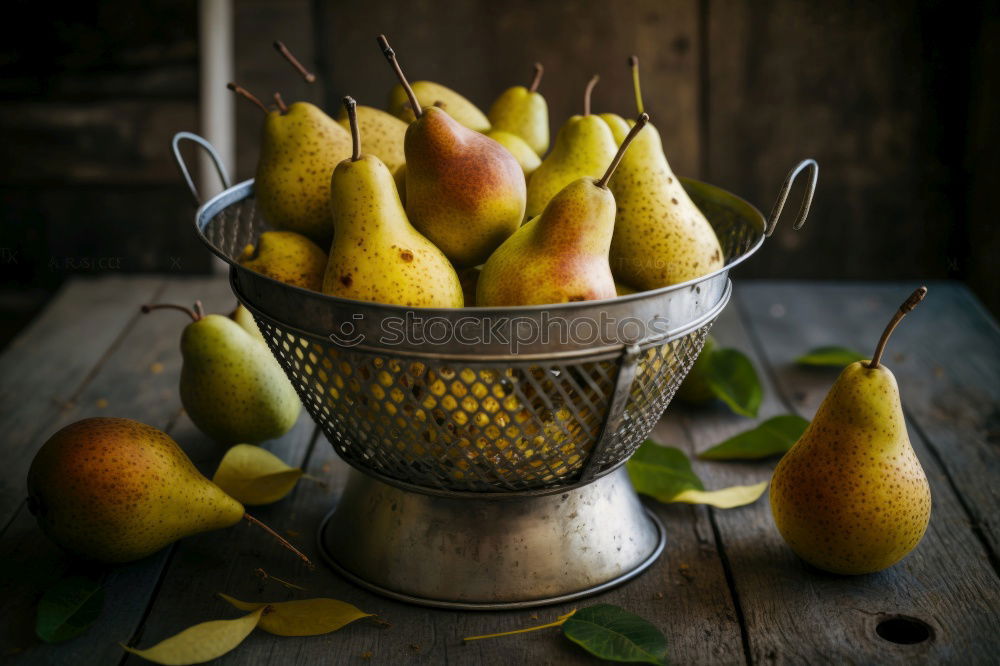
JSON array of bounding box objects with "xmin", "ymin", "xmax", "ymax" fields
[
  {"xmin": 770, "ymin": 287, "xmax": 932, "ymax": 575},
  {"xmin": 478, "ymin": 114, "xmax": 649, "ymax": 307},
  {"xmin": 143, "ymin": 302, "xmax": 300, "ymax": 444},
  {"xmin": 322, "ymin": 96, "xmax": 464, "ymax": 307},
  {"xmin": 526, "ymin": 75, "xmax": 617, "ymax": 219},
  {"xmin": 379, "ymin": 35, "xmax": 525, "ymax": 268},
  {"xmin": 605, "ymin": 56, "xmax": 724, "ymax": 289},
  {"xmin": 487, "ymin": 62, "xmax": 550, "ymax": 156},
  {"xmin": 389, "ymin": 80, "xmax": 490, "ymax": 132},
  {"xmin": 26, "ymin": 417, "xmax": 310, "ymax": 566},
  {"xmin": 239, "ymin": 230, "xmax": 327, "ymax": 292}
]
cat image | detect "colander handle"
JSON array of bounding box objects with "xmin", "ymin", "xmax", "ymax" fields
[
  {"xmin": 580, "ymin": 343, "xmax": 642, "ymax": 482},
  {"xmin": 765, "ymin": 158, "xmax": 818, "ymax": 237},
  {"xmin": 171, "ymin": 132, "xmax": 232, "ymax": 207}
]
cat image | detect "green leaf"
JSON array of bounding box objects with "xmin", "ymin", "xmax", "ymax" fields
[
  {"xmin": 699, "ymin": 415, "xmax": 810, "ymax": 460},
  {"xmin": 35, "ymin": 575, "xmax": 105, "ymax": 643},
  {"xmin": 562, "ymin": 604, "xmax": 667, "ymax": 665},
  {"xmin": 706, "ymin": 348, "xmax": 762, "ymax": 417},
  {"xmin": 219, "ymin": 594, "xmax": 371, "ymax": 636},
  {"xmin": 122, "ymin": 607, "xmax": 263, "ymax": 665},
  {"xmin": 212, "ymin": 444, "xmax": 303, "ymax": 506},
  {"xmin": 795, "ymin": 346, "xmax": 866, "ymax": 367},
  {"xmin": 628, "ymin": 441, "xmax": 769, "ymax": 509},
  {"xmin": 626, "ymin": 441, "xmax": 704, "ymax": 502}
]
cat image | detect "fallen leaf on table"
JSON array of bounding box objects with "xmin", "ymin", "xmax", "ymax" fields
[
  {"xmin": 219, "ymin": 594, "xmax": 371, "ymax": 636},
  {"xmin": 562, "ymin": 604, "xmax": 667, "ymax": 665},
  {"xmin": 705, "ymin": 348, "xmax": 762, "ymax": 417},
  {"xmin": 670, "ymin": 483, "xmax": 769, "ymax": 509},
  {"xmin": 212, "ymin": 444, "xmax": 303, "ymax": 505},
  {"xmin": 463, "ymin": 609, "xmax": 576, "ymax": 641},
  {"xmin": 795, "ymin": 346, "xmax": 865, "ymax": 367},
  {"xmin": 627, "ymin": 440, "xmax": 766, "ymax": 508},
  {"xmin": 35, "ymin": 575, "xmax": 105, "ymax": 643},
  {"xmin": 698, "ymin": 414, "xmax": 810, "ymax": 460},
  {"xmin": 122, "ymin": 607, "xmax": 263, "ymax": 665}
]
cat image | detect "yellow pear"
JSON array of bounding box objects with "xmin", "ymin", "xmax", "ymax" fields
[
  {"xmin": 525, "ymin": 75, "xmax": 617, "ymax": 219},
  {"xmin": 487, "ymin": 62, "xmax": 550, "ymax": 155},
  {"xmin": 336, "ymin": 104, "xmax": 407, "ymax": 173},
  {"xmin": 486, "ymin": 129, "xmax": 541, "ymax": 176},
  {"xmin": 27, "ymin": 417, "xmax": 244, "ymax": 563},
  {"xmin": 604, "ymin": 57, "xmax": 724, "ymax": 288},
  {"xmin": 389, "ymin": 80, "xmax": 490, "ymax": 132},
  {"xmin": 322, "ymin": 97, "xmax": 463, "ymax": 307},
  {"xmin": 230, "ymin": 303, "xmax": 268, "ymax": 346},
  {"xmin": 27, "ymin": 417, "xmax": 311, "ymax": 565},
  {"xmin": 478, "ymin": 115, "xmax": 648, "ymax": 306},
  {"xmin": 770, "ymin": 288, "xmax": 932, "ymax": 575},
  {"xmin": 239, "ymin": 230, "xmax": 327, "ymax": 292},
  {"xmin": 229, "ymin": 83, "xmax": 351, "ymax": 246}
]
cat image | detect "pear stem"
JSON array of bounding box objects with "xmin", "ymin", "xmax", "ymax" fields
[
  {"xmin": 596, "ymin": 113, "xmax": 649, "ymax": 189},
  {"xmin": 343, "ymin": 96, "xmax": 361, "ymax": 161},
  {"xmin": 868, "ymin": 286, "xmax": 927, "ymax": 369},
  {"xmin": 377, "ymin": 34, "xmax": 422, "ymax": 118},
  {"xmin": 628, "ymin": 55, "xmax": 644, "ymax": 115},
  {"xmin": 273, "ymin": 40, "xmax": 316, "ymax": 83},
  {"xmin": 583, "ymin": 74, "xmax": 599, "ymax": 116},
  {"xmin": 140, "ymin": 303, "xmax": 201, "ymax": 322},
  {"xmin": 273, "ymin": 92, "xmax": 288, "ymax": 113},
  {"xmin": 244, "ymin": 513, "xmax": 314, "ymax": 569},
  {"xmin": 193, "ymin": 300, "xmax": 205, "ymax": 319},
  {"xmin": 529, "ymin": 62, "xmax": 544, "ymax": 93},
  {"xmin": 226, "ymin": 82, "xmax": 269, "ymax": 115}
]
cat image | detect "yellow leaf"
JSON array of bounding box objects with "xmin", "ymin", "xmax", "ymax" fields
[
  {"xmin": 670, "ymin": 481, "xmax": 769, "ymax": 509},
  {"xmin": 218, "ymin": 594, "xmax": 371, "ymax": 636},
  {"xmin": 212, "ymin": 444, "xmax": 303, "ymax": 505},
  {"xmin": 121, "ymin": 607, "xmax": 263, "ymax": 665}
]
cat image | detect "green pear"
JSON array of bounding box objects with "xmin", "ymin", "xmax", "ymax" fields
[
  {"xmin": 487, "ymin": 62, "xmax": 550, "ymax": 155},
  {"xmin": 486, "ymin": 130, "xmax": 541, "ymax": 176},
  {"xmin": 379, "ymin": 36, "xmax": 525, "ymax": 268},
  {"xmin": 143, "ymin": 302, "xmax": 300, "ymax": 443},
  {"xmin": 322, "ymin": 97, "xmax": 464, "ymax": 307},
  {"xmin": 229, "ymin": 83, "xmax": 351, "ymax": 246},
  {"xmin": 230, "ymin": 303, "xmax": 267, "ymax": 346},
  {"xmin": 27, "ymin": 417, "xmax": 244, "ymax": 563},
  {"xmin": 525, "ymin": 75, "xmax": 617, "ymax": 219},
  {"xmin": 478, "ymin": 115, "xmax": 649, "ymax": 306},
  {"xmin": 239, "ymin": 230, "xmax": 327, "ymax": 292},
  {"xmin": 336, "ymin": 104, "xmax": 407, "ymax": 174},
  {"xmin": 389, "ymin": 80, "xmax": 490, "ymax": 132},
  {"xmin": 605, "ymin": 57, "xmax": 724, "ymax": 289},
  {"xmin": 770, "ymin": 288, "xmax": 932, "ymax": 575}
]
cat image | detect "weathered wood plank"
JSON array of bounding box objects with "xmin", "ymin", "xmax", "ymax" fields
[
  {"xmin": 0, "ymin": 277, "xmax": 317, "ymax": 664},
  {"xmin": 671, "ymin": 284, "xmax": 1000, "ymax": 663},
  {"xmin": 739, "ymin": 281, "xmax": 1000, "ymax": 558},
  {"xmin": 0, "ymin": 276, "xmax": 166, "ymax": 529}
]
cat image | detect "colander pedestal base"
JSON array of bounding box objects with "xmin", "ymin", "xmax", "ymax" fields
[{"xmin": 316, "ymin": 466, "xmax": 665, "ymax": 610}]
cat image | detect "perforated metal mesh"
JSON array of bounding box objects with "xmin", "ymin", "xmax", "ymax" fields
[
  {"xmin": 252, "ymin": 324, "xmax": 710, "ymax": 491},
  {"xmin": 199, "ymin": 179, "xmax": 759, "ymax": 493}
]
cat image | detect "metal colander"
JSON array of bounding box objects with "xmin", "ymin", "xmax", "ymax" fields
[{"xmin": 176, "ymin": 133, "xmax": 816, "ymax": 496}]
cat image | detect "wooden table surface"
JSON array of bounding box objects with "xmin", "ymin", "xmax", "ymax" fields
[{"xmin": 1, "ymin": 277, "xmax": 997, "ymax": 665}]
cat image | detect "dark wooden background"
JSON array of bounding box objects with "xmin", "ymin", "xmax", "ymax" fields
[{"xmin": 1, "ymin": 0, "xmax": 997, "ymax": 339}]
